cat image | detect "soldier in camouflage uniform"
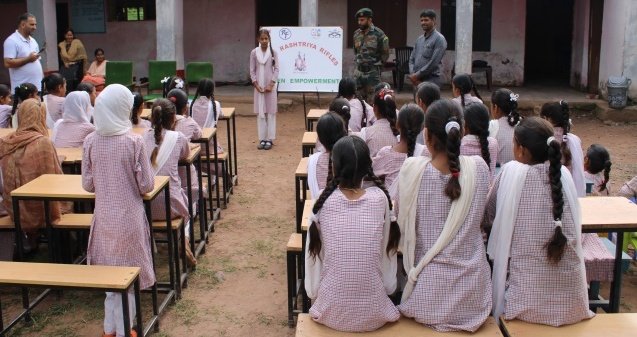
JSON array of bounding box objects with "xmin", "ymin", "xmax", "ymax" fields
[{"xmin": 353, "ymin": 8, "xmax": 389, "ymax": 101}]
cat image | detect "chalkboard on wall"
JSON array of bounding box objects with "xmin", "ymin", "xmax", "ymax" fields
[{"xmin": 71, "ymin": 0, "xmax": 106, "ymax": 34}]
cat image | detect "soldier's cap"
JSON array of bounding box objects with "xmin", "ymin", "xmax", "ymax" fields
[{"xmin": 355, "ymin": 8, "xmax": 373, "ymax": 18}]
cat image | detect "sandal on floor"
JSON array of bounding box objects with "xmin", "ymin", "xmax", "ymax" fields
[
  {"xmin": 264, "ymin": 140, "xmax": 273, "ymax": 150},
  {"xmin": 257, "ymin": 140, "xmax": 266, "ymax": 150}
]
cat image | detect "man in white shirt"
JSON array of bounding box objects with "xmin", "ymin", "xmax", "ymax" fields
[{"xmin": 3, "ymin": 13, "xmax": 43, "ymax": 93}]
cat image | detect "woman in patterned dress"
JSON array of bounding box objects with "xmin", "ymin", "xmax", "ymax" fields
[
  {"xmin": 82, "ymin": 84, "xmax": 155, "ymax": 337},
  {"xmin": 486, "ymin": 117, "xmax": 594, "ymax": 326},
  {"xmin": 489, "ymin": 88, "xmax": 520, "ymax": 165},
  {"xmin": 359, "ymin": 88, "xmax": 398, "ymax": 157},
  {"xmin": 305, "ymin": 135, "xmax": 401, "ymax": 332},
  {"xmin": 461, "ymin": 103, "xmax": 498, "ymax": 177},
  {"xmin": 396, "ymin": 99, "xmax": 492, "ymax": 332},
  {"xmin": 52, "ymin": 90, "xmax": 95, "ymax": 148}
]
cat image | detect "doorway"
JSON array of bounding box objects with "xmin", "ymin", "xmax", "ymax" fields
[
  {"xmin": 587, "ymin": 0, "xmax": 604, "ymax": 93},
  {"xmin": 524, "ymin": 0, "xmax": 574, "ymax": 84},
  {"xmin": 256, "ymin": 0, "xmax": 299, "ymax": 31}
]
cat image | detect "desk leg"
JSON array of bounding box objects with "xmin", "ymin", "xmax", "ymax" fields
[
  {"xmin": 134, "ymin": 279, "xmax": 143, "ymax": 337},
  {"xmin": 43, "ymin": 200, "xmax": 57, "ymax": 263},
  {"xmin": 295, "ymin": 177, "xmax": 301, "ymax": 233},
  {"xmin": 185, "ymin": 165, "xmax": 195, "ymax": 254},
  {"xmin": 144, "ymin": 201, "xmax": 160, "ymax": 326},
  {"xmin": 196, "ymin": 152, "xmax": 207, "ymax": 249},
  {"xmin": 203, "ymin": 141, "xmax": 215, "ymax": 227},
  {"xmin": 303, "ymin": 93, "xmax": 308, "ymax": 130},
  {"xmin": 163, "ymin": 185, "xmax": 177, "ymax": 292},
  {"xmin": 225, "ymin": 118, "xmax": 233, "ymax": 189},
  {"xmin": 213, "ymin": 135, "xmax": 221, "ymax": 211},
  {"xmin": 12, "ymin": 197, "xmax": 31, "ymax": 324},
  {"xmin": 609, "ymin": 232, "xmax": 624, "ymax": 313},
  {"xmin": 121, "ymin": 290, "xmax": 131, "ymax": 337},
  {"xmin": 231, "ymin": 115, "xmax": 238, "ymax": 184}
]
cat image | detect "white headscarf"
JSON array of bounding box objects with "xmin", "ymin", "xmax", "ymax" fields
[
  {"xmin": 93, "ymin": 84, "xmax": 133, "ymax": 136},
  {"xmin": 51, "ymin": 91, "xmax": 92, "ymax": 142}
]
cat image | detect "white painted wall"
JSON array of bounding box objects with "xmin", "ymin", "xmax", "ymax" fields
[
  {"xmin": 599, "ymin": 0, "xmax": 628, "ymax": 95},
  {"xmin": 622, "ymin": 2, "xmax": 637, "ymax": 100},
  {"xmin": 570, "ymin": 0, "xmax": 590, "ymax": 90}
]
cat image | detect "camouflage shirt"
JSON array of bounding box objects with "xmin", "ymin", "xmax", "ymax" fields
[{"xmin": 353, "ymin": 25, "xmax": 389, "ymax": 66}]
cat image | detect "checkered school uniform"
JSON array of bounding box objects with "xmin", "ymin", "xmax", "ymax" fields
[
  {"xmin": 142, "ymin": 130, "xmax": 190, "ymax": 222},
  {"xmin": 494, "ymin": 117, "xmax": 515, "ymax": 165},
  {"xmin": 309, "ymin": 187, "xmax": 400, "ymax": 331},
  {"xmin": 460, "ymin": 135, "xmax": 499, "ymax": 177},
  {"xmin": 486, "ymin": 162, "xmax": 594, "ymax": 326},
  {"xmin": 348, "ymin": 98, "xmax": 375, "ymax": 132},
  {"xmin": 82, "ymin": 133, "xmax": 156, "ymax": 289},
  {"xmin": 133, "ymin": 119, "xmax": 151, "ymax": 129},
  {"xmin": 363, "ymin": 119, "xmax": 397, "ymax": 157},
  {"xmin": 584, "ymin": 171, "xmax": 610, "ymax": 196},
  {"xmin": 398, "ymin": 156, "xmax": 492, "ymax": 332},
  {"xmin": 312, "ymin": 151, "xmax": 331, "ymax": 191},
  {"xmin": 53, "ymin": 121, "xmax": 95, "ymax": 148},
  {"xmin": 372, "ymin": 146, "xmax": 406, "ymax": 190},
  {"xmin": 175, "ymin": 117, "xmax": 203, "ymax": 202}
]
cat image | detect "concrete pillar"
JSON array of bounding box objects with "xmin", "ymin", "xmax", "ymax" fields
[
  {"xmin": 300, "ymin": 0, "xmax": 318, "ymax": 26},
  {"xmin": 454, "ymin": 0, "xmax": 473, "ymax": 75},
  {"xmin": 156, "ymin": 0, "xmax": 184, "ymax": 70},
  {"xmin": 27, "ymin": 0, "xmax": 58, "ymax": 72}
]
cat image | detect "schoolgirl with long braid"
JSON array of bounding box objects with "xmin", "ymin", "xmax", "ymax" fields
[
  {"xmin": 584, "ymin": 144, "xmax": 611, "ymax": 195},
  {"xmin": 489, "ymin": 88, "xmax": 521, "ymax": 165},
  {"xmin": 305, "ymin": 135, "xmax": 400, "ymax": 332},
  {"xmin": 372, "ymin": 103, "xmax": 425, "ymax": 198},
  {"xmin": 142, "ymin": 98, "xmax": 196, "ymax": 266},
  {"xmin": 307, "ymin": 112, "xmax": 347, "ymax": 199},
  {"xmin": 461, "ymin": 103, "xmax": 498, "ymax": 177},
  {"xmin": 336, "ymin": 77, "xmax": 374, "ymax": 132},
  {"xmin": 359, "ymin": 88, "xmax": 398, "ymax": 157},
  {"xmin": 396, "ymin": 99, "xmax": 492, "ymax": 332},
  {"xmin": 250, "ymin": 29, "xmax": 279, "ymax": 150},
  {"xmin": 541, "ymin": 100, "xmax": 586, "ymax": 196},
  {"xmin": 486, "ymin": 117, "xmax": 593, "ymax": 326},
  {"xmin": 190, "ymin": 78, "xmax": 224, "ymax": 130},
  {"xmin": 451, "ymin": 73, "xmax": 482, "ymax": 109}
]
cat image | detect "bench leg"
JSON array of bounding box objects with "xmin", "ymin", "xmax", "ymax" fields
[
  {"xmin": 134, "ymin": 280, "xmax": 143, "ymax": 337},
  {"xmin": 287, "ymin": 250, "xmax": 297, "ymax": 327},
  {"xmin": 121, "ymin": 291, "xmax": 132, "ymax": 337}
]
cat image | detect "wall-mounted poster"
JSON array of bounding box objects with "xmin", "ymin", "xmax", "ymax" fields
[{"xmin": 264, "ymin": 26, "xmax": 343, "ymax": 93}]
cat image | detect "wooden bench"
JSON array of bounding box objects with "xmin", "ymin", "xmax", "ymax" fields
[
  {"xmin": 0, "ymin": 262, "xmax": 146, "ymax": 337},
  {"xmin": 501, "ymin": 314, "xmax": 637, "ymax": 337},
  {"xmin": 0, "ymin": 215, "xmax": 13, "ymax": 230},
  {"xmin": 202, "ymin": 151, "xmax": 231, "ymax": 209},
  {"xmin": 287, "ymin": 233, "xmax": 308, "ymax": 326},
  {"xmin": 296, "ymin": 314, "xmax": 502, "ymax": 336},
  {"xmin": 219, "ymin": 107, "xmax": 238, "ymax": 188},
  {"xmin": 295, "ymin": 157, "xmax": 309, "ymax": 232},
  {"xmin": 302, "ymin": 132, "xmax": 318, "ymax": 157},
  {"xmin": 306, "ymin": 109, "xmax": 328, "ymax": 131}
]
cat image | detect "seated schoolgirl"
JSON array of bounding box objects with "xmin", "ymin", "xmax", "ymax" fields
[
  {"xmin": 461, "ymin": 103, "xmax": 498, "ymax": 176},
  {"xmin": 396, "ymin": 99, "xmax": 492, "ymax": 332},
  {"xmin": 489, "ymin": 88, "xmax": 520, "ymax": 165},
  {"xmin": 372, "ymin": 103, "xmax": 425, "ymax": 199},
  {"xmin": 541, "ymin": 101, "xmax": 586, "ymax": 196},
  {"xmin": 131, "ymin": 92, "xmax": 151, "ymax": 128},
  {"xmin": 42, "ymin": 72, "xmax": 67, "ymax": 128},
  {"xmin": 10, "ymin": 83, "xmax": 39, "ymax": 128},
  {"xmin": 486, "ymin": 117, "xmax": 594, "ymax": 326},
  {"xmin": 336, "ymin": 77, "xmax": 374, "ymax": 132},
  {"xmin": 75, "ymin": 82, "xmax": 96, "ymax": 121},
  {"xmin": 0, "ymin": 84, "xmax": 12, "ymax": 128},
  {"xmin": 451, "ymin": 73, "xmax": 483, "ymax": 109},
  {"xmin": 584, "ymin": 144, "xmax": 611, "ymax": 196},
  {"xmin": 305, "ymin": 135, "xmax": 400, "ymax": 332},
  {"xmin": 359, "ymin": 88, "xmax": 399, "ymax": 157},
  {"xmin": 190, "ymin": 78, "xmax": 223, "ymax": 130},
  {"xmin": 415, "ymin": 82, "xmax": 441, "ymax": 147},
  {"xmin": 143, "ymin": 98, "xmax": 196, "ymax": 266},
  {"xmin": 82, "ymin": 84, "xmax": 155, "ymax": 337},
  {"xmin": 307, "ymin": 112, "xmax": 347, "ymax": 199},
  {"xmin": 52, "ymin": 91, "xmax": 95, "ymax": 148}
]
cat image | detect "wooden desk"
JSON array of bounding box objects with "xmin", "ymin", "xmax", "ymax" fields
[
  {"xmin": 295, "ymin": 157, "xmax": 309, "ymax": 232},
  {"xmin": 306, "ymin": 109, "xmax": 328, "ymax": 131},
  {"xmin": 580, "ymin": 196, "xmax": 637, "ymax": 312},
  {"xmin": 10, "ymin": 174, "xmax": 172, "ymax": 316},
  {"xmin": 141, "ymin": 108, "xmax": 151, "ymax": 120},
  {"xmin": 219, "ymin": 107, "xmax": 238, "ymax": 187},
  {"xmin": 501, "ymin": 314, "xmax": 637, "ymax": 337},
  {"xmin": 300, "ymin": 200, "xmax": 314, "ymax": 232},
  {"xmin": 296, "ymin": 314, "xmax": 502, "ymax": 337},
  {"xmin": 302, "ymin": 132, "xmax": 317, "ymax": 157}
]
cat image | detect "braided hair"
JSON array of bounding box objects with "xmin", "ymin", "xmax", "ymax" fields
[
  {"xmin": 541, "ymin": 101, "xmax": 572, "ymax": 167},
  {"xmin": 131, "ymin": 92, "xmax": 144, "ymax": 125},
  {"xmin": 166, "ymin": 88, "xmax": 188, "ymax": 116},
  {"xmin": 308, "ymin": 136, "xmax": 400, "ymax": 259},
  {"xmin": 491, "ymin": 88, "xmax": 520, "ymax": 126},
  {"xmin": 257, "ymin": 29, "xmax": 276, "ymax": 67},
  {"xmin": 464, "ymin": 103, "xmax": 492, "ymax": 169},
  {"xmin": 316, "ymin": 112, "xmax": 347, "ymax": 185},
  {"xmin": 189, "ymin": 78, "xmax": 217, "ymax": 122},
  {"xmin": 397, "ymin": 104, "xmax": 425, "ymax": 157},
  {"xmin": 514, "ymin": 117, "xmax": 567, "ymax": 264},
  {"xmin": 328, "ymin": 97, "xmax": 351, "ymax": 127},
  {"xmin": 337, "ymin": 77, "xmax": 368, "ymax": 129},
  {"xmin": 586, "ymin": 144, "xmax": 611, "ymax": 193},
  {"xmin": 425, "ymin": 100, "xmax": 463, "ymax": 200},
  {"xmin": 373, "ymin": 88, "xmax": 399, "ymax": 136},
  {"xmin": 416, "ymin": 82, "xmax": 441, "ymax": 109},
  {"xmin": 452, "ymin": 73, "xmax": 482, "ymax": 109},
  {"xmin": 12, "ymin": 83, "xmax": 38, "ymax": 116},
  {"xmin": 149, "ymin": 98, "xmax": 177, "ymax": 167}
]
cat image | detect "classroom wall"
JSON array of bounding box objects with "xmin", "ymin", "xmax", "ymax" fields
[
  {"xmin": 622, "ymin": 2, "xmax": 637, "ymax": 100},
  {"xmin": 598, "ymin": 0, "xmax": 628, "ymax": 96},
  {"xmin": 0, "ymin": 2, "xmax": 29, "ymax": 86},
  {"xmin": 570, "ymin": 0, "xmax": 590, "ymax": 90}
]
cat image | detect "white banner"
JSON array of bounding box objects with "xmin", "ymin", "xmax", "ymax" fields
[{"xmin": 264, "ymin": 26, "xmax": 343, "ymax": 93}]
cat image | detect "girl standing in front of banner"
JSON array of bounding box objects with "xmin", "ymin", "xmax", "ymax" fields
[{"xmin": 250, "ymin": 29, "xmax": 279, "ymax": 151}]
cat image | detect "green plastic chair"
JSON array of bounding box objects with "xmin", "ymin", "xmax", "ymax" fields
[
  {"xmin": 105, "ymin": 61, "xmax": 134, "ymax": 89},
  {"xmin": 144, "ymin": 60, "xmax": 177, "ymax": 102},
  {"xmin": 185, "ymin": 62, "xmax": 213, "ymax": 97}
]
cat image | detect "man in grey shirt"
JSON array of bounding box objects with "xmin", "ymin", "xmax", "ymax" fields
[{"xmin": 409, "ymin": 9, "xmax": 446, "ymax": 88}]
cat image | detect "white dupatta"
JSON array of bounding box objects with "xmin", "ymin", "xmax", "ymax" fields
[
  {"xmin": 387, "ymin": 144, "xmax": 425, "ymax": 199},
  {"xmin": 488, "ymin": 162, "xmax": 583, "ymax": 324},
  {"xmin": 489, "ymin": 119, "xmax": 499, "ymax": 138},
  {"xmin": 93, "ymin": 84, "xmax": 134, "ymax": 136},
  {"xmin": 153, "ymin": 130, "xmax": 179, "ymax": 174},
  {"xmin": 565, "ymin": 133, "xmax": 586, "ymax": 197},
  {"xmin": 204, "ymin": 100, "xmax": 222, "ymax": 128},
  {"xmin": 255, "ymin": 46, "xmax": 272, "ymax": 118},
  {"xmin": 307, "ymin": 151, "xmax": 323, "ymax": 199},
  {"xmin": 398, "ymin": 155, "xmax": 477, "ymax": 302}
]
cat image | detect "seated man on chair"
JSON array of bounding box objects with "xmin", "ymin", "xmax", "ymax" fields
[{"xmin": 408, "ymin": 9, "xmax": 446, "ymax": 88}]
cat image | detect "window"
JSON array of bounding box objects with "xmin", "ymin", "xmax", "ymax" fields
[
  {"xmin": 441, "ymin": 0, "xmax": 492, "ymax": 51},
  {"xmin": 108, "ymin": 0, "xmax": 156, "ymax": 22},
  {"xmin": 347, "ymin": 0, "xmax": 407, "ymax": 48}
]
